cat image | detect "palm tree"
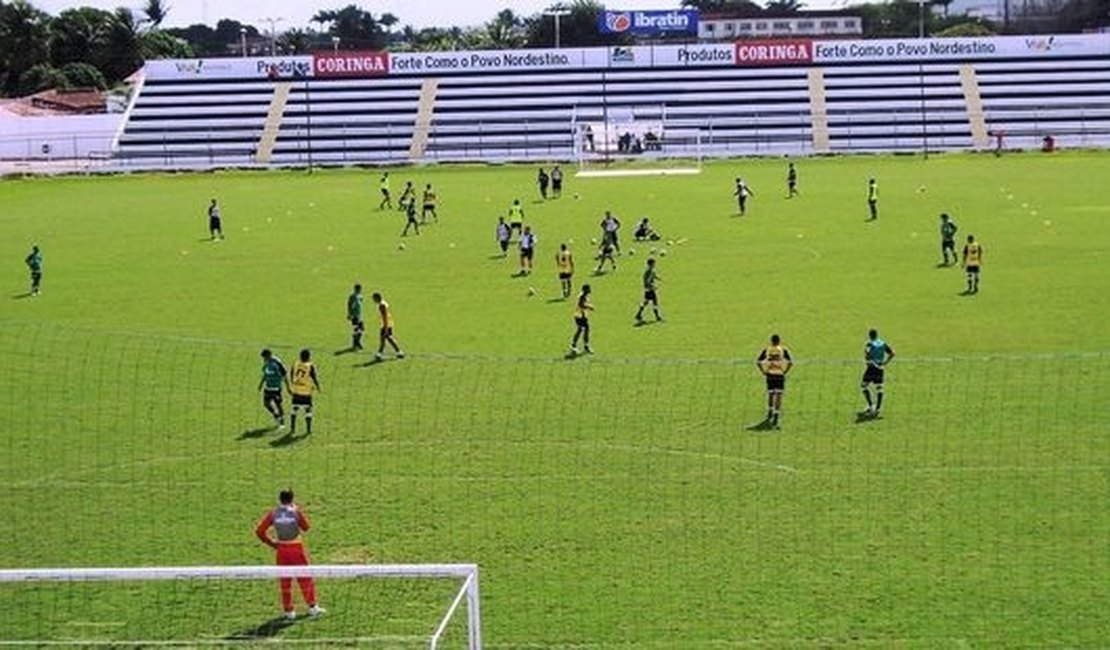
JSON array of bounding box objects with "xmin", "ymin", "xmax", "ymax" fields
[
  {"xmin": 0, "ymin": 0, "xmax": 53, "ymax": 95},
  {"xmin": 142, "ymin": 0, "xmax": 169, "ymax": 28},
  {"xmin": 486, "ymin": 9, "xmax": 526, "ymax": 48}
]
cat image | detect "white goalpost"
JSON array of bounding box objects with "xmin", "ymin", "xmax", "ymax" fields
[
  {"xmin": 573, "ymin": 104, "xmax": 703, "ymax": 178},
  {"xmin": 0, "ymin": 564, "xmax": 482, "ymax": 649}
]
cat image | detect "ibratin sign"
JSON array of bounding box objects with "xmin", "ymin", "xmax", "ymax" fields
[{"xmin": 598, "ymin": 10, "xmax": 699, "ymax": 36}]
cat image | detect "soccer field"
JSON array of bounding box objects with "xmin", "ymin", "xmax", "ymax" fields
[{"xmin": 1, "ymin": 152, "xmax": 1108, "ymax": 647}]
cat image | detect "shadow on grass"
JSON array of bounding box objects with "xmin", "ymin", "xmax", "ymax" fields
[
  {"xmin": 238, "ymin": 425, "xmax": 277, "ymax": 440},
  {"xmin": 225, "ymin": 616, "xmax": 295, "ymax": 641},
  {"xmin": 855, "ymin": 411, "xmax": 881, "ymax": 424},
  {"xmin": 11, "ymin": 292, "xmax": 33, "ymax": 300},
  {"xmin": 745, "ymin": 419, "xmax": 776, "ymax": 432},
  {"xmin": 333, "ymin": 346, "xmax": 359, "ymax": 356},
  {"xmin": 547, "ymin": 297, "xmax": 567, "ymax": 304},
  {"xmin": 270, "ymin": 430, "xmax": 310, "ymax": 447}
]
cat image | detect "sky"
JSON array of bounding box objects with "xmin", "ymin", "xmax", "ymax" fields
[{"xmin": 29, "ymin": 0, "xmax": 707, "ymax": 31}]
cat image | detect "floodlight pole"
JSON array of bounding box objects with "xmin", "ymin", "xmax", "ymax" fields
[
  {"xmin": 543, "ymin": 9, "xmax": 571, "ymax": 49},
  {"xmin": 239, "ymin": 27, "xmax": 247, "ymax": 57},
  {"xmin": 261, "ymin": 17, "xmax": 284, "ymax": 56},
  {"xmin": 332, "ymin": 36, "xmax": 341, "ymax": 52}
]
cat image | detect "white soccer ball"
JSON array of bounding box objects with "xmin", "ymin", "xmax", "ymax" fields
[
  {"xmin": 574, "ymin": 192, "xmax": 581, "ymax": 200},
  {"xmin": 527, "ymin": 287, "xmax": 537, "ymax": 296},
  {"xmin": 628, "ymin": 248, "xmax": 635, "ymax": 256},
  {"xmin": 398, "ymin": 243, "xmax": 406, "ymax": 250},
  {"xmin": 659, "ymin": 249, "xmax": 668, "ymax": 256},
  {"xmin": 590, "ymin": 238, "xmax": 598, "ymax": 245}
]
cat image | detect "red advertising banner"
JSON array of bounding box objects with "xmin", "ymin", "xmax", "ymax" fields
[
  {"xmin": 735, "ymin": 39, "xmax": 814, "ymax": 66},
  {"xmin": 313, "ymin": 51, "xmax": 390, "ymax": 78}
]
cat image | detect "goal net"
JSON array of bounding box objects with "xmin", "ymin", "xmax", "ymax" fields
[
  {"xmin": 0, "ymin": 564, "xmax": 481, "ymax": 649},
  {"xmin": 574, "ymin": 105, "xmax": 703, "ymax": 177}
]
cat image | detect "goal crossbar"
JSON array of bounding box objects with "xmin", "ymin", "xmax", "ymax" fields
[{"xmin": 0, "ymin": 564, "xmax": 482, "ymax": 649}]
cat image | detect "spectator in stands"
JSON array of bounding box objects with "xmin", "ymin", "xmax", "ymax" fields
[
  {"xmin": 632, "ymin": 137, "xmax": 644, "ymax": 154},
  {"xmin": 634, "ymin": 218, "xmax": 661, "ymax": 242},
  {"xmin": 551, "ymin": 166, "xmax": 564, "ymax": 198},
  {"xmin": 644, "ymin": 131, "xmax": 660, "ymax": 151},
  {"xmin": 1042, "ymin": 134, "xmax": 1055, "ymax": 152},
  {"xmin": 537, "ymin": 168, "xmax": 550, "ymax": 200},
  {"xmin": 583, "ymin": 125, "xmax": 595, "ymax": 152}
]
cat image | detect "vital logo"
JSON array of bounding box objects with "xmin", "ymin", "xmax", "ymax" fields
[
  {"xmin": 174, "ymin": 60, "xmax": 204, "ymax": 75},
  {"xmin": 1024, "ymin": 36, "xmax": 1055, "ymax": 52}
]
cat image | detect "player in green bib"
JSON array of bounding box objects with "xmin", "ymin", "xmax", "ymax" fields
[
  {"xmin": 258, "ymin": 349, "xmax": 289, "ymax": 428},
  {"xmin": 940, "ymin": 213, "xmax": 958, "ymax": 266},
  {"xmin": 347, "ymin": 283, "xmax": 365, "ymax": 350}
]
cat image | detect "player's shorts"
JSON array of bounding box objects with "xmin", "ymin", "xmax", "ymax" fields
[
  {"xmin": 765, "ymin": 375, "xmax": 786, "ymax": 392},
  {"xmin": 942, "ymin": 239, "xmax": 956, "ymax": 250},
  {"xmin": 499, "ymin": 240, "xmax": 510, "ymax": 252},
  {"xmin": 423, "ymin": 203, "xmax": 435, "ymax": 211},
  {"xmin": 291, "ymin": 394, "xmax": 313, "ymax": 407},
  {"xmin": 521, "ymin": 248, "xmax": 534, "ymax": 260},
  {"xmin": 380, "ymin": 189, "xmax": 390, "ymax": 198},
  {"xmin": 209, "ymin": 217, "xmax": 221, "ymax": 231},
  {"xmin": 31, "ymin": 271, "xmax": 42, "ymax": 282},
  {"xmin": 263, "ymin": 389, "xmax": 283, "ymax": 406},
  {"xmin": 552, "ymin": 179, "xmax": 562, "ymax": 190},
  {"xmin": 643, "ymin": 289, "xmax": 657, "ymax": 303},
  {"xmin": 575, "ymin": 316, "xmax": 589, "ymax": 328},
  {"xmin": 862, "ymin": 365, "xmax": 885, "ymax": 385},
  {"xmin": 350, "ymin": 318, "xmax": 365, "ymax": 332},
  {"xmin": 966, "ymin": 265, "xmax": 980, "ymax": 274},
  {"xmin": 380, "ymin": 326, "xmax": 393, "ymax": 338},
  {"xmin": 559, "ymin": 272, "xmax": 572, "ymax": 280},
  {"xmin": 510, "ymin": 221, "xmax": 522, "ymax": 230}
]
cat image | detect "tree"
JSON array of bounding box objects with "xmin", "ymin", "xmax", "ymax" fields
[
  {"xmin": 764, "ymin": 0, "xmax": 805, "ymax": 12},
  {"xmin": 0, "ymin": 0, "xmax": 53, "ymax": 95},
  {"xmin": 934, "ymin": 20, "xmax": 997, "ymax": 36},
  {"xmin": 142, "ymin": 0, "xmax": 169, "ymax": 28},
  {"xmin": 279, "ymin": 28, "xmax": 312, "ymax": 54},
  {"xmin": 312, "ymin": 4, "xmax": 390, "ymax": 49},
  {"xmin": 485, "ymin": 9, "xmax": 526, "ymax": 48},
  {"xmin": 18, "ymin": 62, "xmax": 66, "ymax": 95},
  {"xmin": 49, "ymin": 7, "xmax": 114, "ymax": 70},
  {"xmin": 525, "ymin": 0, "xmax": 633, "ymax": 48},
  {"xmin": 141, "ymin": 29, "xmax": 194, "ymax": 59},
  {"xmin": 60, "ymin": 61, "xmax": 108, "ymax": 89}
]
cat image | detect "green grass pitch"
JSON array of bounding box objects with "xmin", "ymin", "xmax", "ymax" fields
[{"xmin": 1, "ymin": 152, "xmax": 1108, "ymax": 647}]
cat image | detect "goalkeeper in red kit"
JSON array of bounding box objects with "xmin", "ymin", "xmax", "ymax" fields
[{"xmin": 255, "ymin": 489, "xmax": 325, "ymax": 620}]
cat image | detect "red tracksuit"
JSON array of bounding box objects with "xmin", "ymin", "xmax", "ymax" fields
[{"xmin": 255, "ymin": 504, "xmax": 318, "ymax": 613}]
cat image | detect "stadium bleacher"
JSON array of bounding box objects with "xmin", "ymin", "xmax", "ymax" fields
[{"xmin": 114, "ymin": 35, "xmax": 1110, "ymax": 169}]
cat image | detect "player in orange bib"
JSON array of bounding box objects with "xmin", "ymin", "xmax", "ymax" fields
[{"xmin": 255, "ymin": 489, "xmax": 325, "ymax": 621}]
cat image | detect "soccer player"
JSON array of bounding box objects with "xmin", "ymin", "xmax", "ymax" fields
[
  {"xmin": 378, "ymin": 172, "xmax": 392, "ymax": 210},
  {"xmin": 555, "ymin": 243, "xmax": 574, "ymax": 299},
  {"xmin": 537, "ymin": 168, "xmax": 549, "ymax": 200},
  {"xmin": 289, "ymin": 349, "xmax": 320, "ymax": 435},
  {"xmin": 600, "ymin": 211, "xmax": 621, "ymax": 253},
  {"xmin": 569, "ymin": 284, "xmax": 593, "ymax": 356},
  {"xmin": 755, "ymin": 334, "xmax": 793, "ymax": 429},
  {"xmin": 495, "ymin": 217, "xmax": 511, "ymax": 257},
  {"xmin": 347, "ymin": 284, "xmax": 365, "ymax": 350},
  {"xmin": 518, "ymin": 225, "xmax": 537, "ymax": 275},
  {"xmin": 421, "ymin": 184, "xmax": 438, "ymax": 223},
  {"xmin": 372, "ymin": 292, "xmax": 404, "ymax": 360},
  {"xmin": 208, "ymin": 199, "xmax": 224, "ymax": 240},
  {"xmin": 633, "ymin": 218, "xmax": 660, "ymax": 242},
  {"xmin": 594, "ymin": 239, "xmax": 616, "ymax": 274},
  {"xmin": 551, "ymin": 165, "xmax": 564, "ymax": 198},
  {"xmin": 940, "ymin": 213, "xmax": 959, "ymax": 266},
  {"xmin": 867, "ymin": 178, "xmax": 879, "ymax": 220},
  {"xmin": 860, "ymin": 329, "xmax": 895, "ymax": 418},
  {"xmin": 398, "ymin": 181, "xmax": 415, "ymax": 213},
  {"xmin": 258, "ymin": 349, "xmax": 289, "ymax": 428},
  {"xmin": 255, "ymin": 489, "xmax": 325, "ymax": 621},
  {"xmin": 962, "ymin": 234, "xmax": 983, "ymax": 294},
  {"xmin": 25, "ymin": 245, "xmax": 42, "ymax": 296},
  {"xmin": 787, "ymin": 162, "xmax": 798, "ymax": 198},
  {"xmin": 635, "ymin": 257, "xmax": 663, "ymax": 323},
  {"xmin": 733, "ymin": 178, "xmax": 753, "ymax": 215},
  {"xmin": 508, "ymin": 199, "xmax": 524, "ymax": 234},
  {"xmin": 401, "ymin": 200, "xmax": 420, "ymax": 237}
]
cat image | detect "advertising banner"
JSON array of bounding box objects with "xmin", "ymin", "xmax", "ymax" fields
[
  {"xmin": 145, "ymin": 57, "xmax": 313, "ymax": 81},
  {"xmin": 390, "ymin": 49, "xmax": 585, "ymax": 74},
  {"xmin": 735, "ymin": 39, "xmax": 813, "ymax": 66},
  {"xmin": 811, "ymin": 34, "xmax": 1110, "ymax": 63},
  {"xmin": 313, "ymin": 51, "xmax": 390, "ymax": 78},
  {"xmin": 598, "ymin": 10, "xmax": 699, "ymax": 36}
]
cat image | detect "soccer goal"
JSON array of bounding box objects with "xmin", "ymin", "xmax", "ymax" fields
[
  {"xmin": 0, "ymin": 564, "xmax": 481, "ymax": 648},
  {"xmin": 574, "ymin": 105, "xmax": 703, "ymax": 177}
]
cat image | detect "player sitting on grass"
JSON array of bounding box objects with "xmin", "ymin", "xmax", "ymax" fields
[{"xmin": 633, "ymin": 218, "xmax": 661, "ymax": 242}]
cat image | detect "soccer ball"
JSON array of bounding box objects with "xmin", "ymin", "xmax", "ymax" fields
[
  {"xmin": 660, "ymin": 249, "xmax": 668, "ymax": 257},
  {"xmin": 527, "ymin": 287, "xmax": 537, "ymax": 296},
  {"xmin": 590, "ymin": 238, "xmax": 598, "ymax": 245},
  {"xmin": 398, "ymin": 243, "xmax": 406, "ymax": 251},
  {"xmin": 628, "ymin": 248, "xmax": 635, "ymax": 256},
  {"xmin": 574, "ymin": 192, "xmax": 581, "ymax": 200}
]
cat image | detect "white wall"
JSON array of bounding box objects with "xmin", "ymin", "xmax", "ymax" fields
[{"xmin": 0, "ymin": 114, "xmax": 125, "ymax": 160}]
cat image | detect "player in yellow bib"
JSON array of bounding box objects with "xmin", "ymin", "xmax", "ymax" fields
[
  {"xmin": 289, "ymin": 349, "xmax": 320, "ymax": 435},
  {"xmin": 555, "ymin": 243, "xmax": 574, "ymax": 299},
  {"xmin": 508, "ymin": 200, "xmax": 524, "ymax": 234},
  {"xmin": 421, "ymin": 184, "xmax": 438, "ymax": 223},
  {"xmin": 755, "ymin": 334, "xmax": 793, "ymax": 429},
  {"xmin": 372, "ymin": 292, "xmax": 405, "ymax": 361},
  {"xmin": 962, "ymin": 234, "xmax": 983, "ymax": 294}
]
